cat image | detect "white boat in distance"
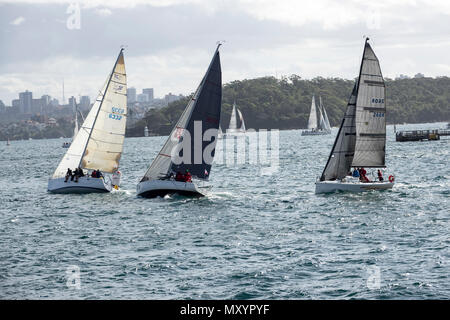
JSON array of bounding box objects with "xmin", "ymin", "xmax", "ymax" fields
[
  {"xmin": 62, "ymin": 100, "xmax": 79, "ymax": 148},
  {"xmin": 302, "ymin": 96, "xmax": 331, "ymax": 135},
  {"xmin": 48, "ymin": 49, "xmax": 127, "ymax": 193},
  {"xmin": 221, "ymin": 101, "xmax": 246, "ymax": 138},
  {"xmin": 137, "ymin": 44, "xmax": 222, "ymax": 198},
  {"xmin": 315, "ymin": 38, "xmax": 394, "ymax": 193}
]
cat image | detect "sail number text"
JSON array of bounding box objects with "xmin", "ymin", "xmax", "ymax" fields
[{"xmin": 109, "ymin": 107, "xmax": 124, "ymax": 120}]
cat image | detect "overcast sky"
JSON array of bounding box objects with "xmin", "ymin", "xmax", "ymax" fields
[{"xmin": 1, "ymin": 0, "xmax": 450, "ymax": 104}]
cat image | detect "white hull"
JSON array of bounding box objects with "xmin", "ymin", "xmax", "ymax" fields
[
  {"xmin": 302, "ymin": 130, "xmax": 331, "ymax": 136},
  {"xmin": 315, "ymin": 178, "xmax": 394, "ymax": 194},
  {"xmin": 48, "ymin": 176, "xmax": 112, "ymax": 194},
  {"xmin": 137, "ymin": 179, "xmax": 205, "ymax": 198}
]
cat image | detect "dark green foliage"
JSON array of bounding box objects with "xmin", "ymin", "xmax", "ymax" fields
[{"xmin": 131, "ymin": 75, "xmax": 449, "ymax": 136}]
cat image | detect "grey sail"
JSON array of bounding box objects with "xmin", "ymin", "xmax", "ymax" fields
[
  {"xmin": 320, "ymin": 96, "xmax": 331, "ymax": 131},
  {"xmin": 320, "ymin": 82, "xmax": 357, "ymax": 181},
  {"xmin": 141, "ymin": 45, "xmax": 222, "ymax": 182},
  {"xmin": 351, "ymin": 40, "xmax": 386, "ymax": 168},
  {"xmin": 318, "ymin": 102, "xmax": 326, "ymax": 130}
]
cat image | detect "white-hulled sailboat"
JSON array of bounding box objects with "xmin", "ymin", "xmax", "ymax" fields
[
  {"xmin": 48, "ymin": 49, "xmax": 127, "ymax": 194},
  {"xmin": 315, "ymin": 38, "xmax": 394, "ymax": 194},
  {"xmin": 137, "ymin": 44, "xmax": 222, "ymax": 198},
  {"xmin": 222, "ymin": 101, "xmax": 245, "ymax": 138},
  {"xmin": 302, "ymin": 96, "xmax": 331, "ymax": 135}
]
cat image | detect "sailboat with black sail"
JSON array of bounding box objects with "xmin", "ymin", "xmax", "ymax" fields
[
  {"xmin": 315, "ymin": 38, "xmax": 394, "ymax": 193},
  {"xmin": 48, "ymin": 49, "xmax": 127, "ymax": 193},
  {"xmin": 137, "ymin": 44, "xmax": 222, "ymax": 198}
]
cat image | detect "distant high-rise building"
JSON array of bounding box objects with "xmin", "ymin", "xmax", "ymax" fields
[
  {"xmin": 137, "ymin": 93, "xmax": 148, "ymax": 103},
  {"xmin": 31, "ymin": 98, "xmax": 45, "ymax": 114},
  {"xmin": 19, "ymin": 90, "xmax": 33, "ymax": 114},
  {"xmin": 127, "ymin": 87, "xmax": 137, "ymax": 104},
  {"xmin": 68, "ymin": 96, "xmax": 77, "ymax": 111},
  {"xmin": 164, "ymin": 92, "xmax": 183, "ymax": 104},
  {"xmin": 143, "ymin": 88, "xmax": 154, "ymax": 101},
  {"xmin": 41, "ymin": 95, "xmax": 51, "ymax": 106},
  {"xmin": 50, "ymin": 98, "xmax": 59, "ymax": 107},
  {"xmin": 79, "ymin": 96, "xmax": 91, "ymax": 110},
  {"xmin": 0, "ymin": 100, "xmax": 5, "ymax": 113}
]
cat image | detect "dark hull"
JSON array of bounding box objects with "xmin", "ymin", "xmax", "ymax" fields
[{"xmin": 138, "ymin": 189, "xmax": 204, "ymax": 198}]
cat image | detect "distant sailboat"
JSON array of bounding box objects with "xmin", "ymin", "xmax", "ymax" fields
[
  {"xmin": 222, "ymin": 101, "xmax": 246, "ymax": 138},
  {"xmin": 48, "ymin": 49, "xmax": 127, "ymax": 193},
  {"xmin": 302, "ymin": 95, "xmax": 331, "ymax": 135},
  {"xmin": 315, "ymin": 38, "xmax": 394, "ymax": 193},
  {"xmin": 144, "ymin": 126, "xmax": 149, "ymax": 137},
  {"xmin": 137, "ymin": 44, "xmax": 222, "ymax": 198},
  {"xmin": 63, "ymin": 102, "xmax": 79, "ymax": 148}
]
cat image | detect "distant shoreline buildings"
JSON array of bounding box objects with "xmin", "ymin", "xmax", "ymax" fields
[{"xmin": 0, "ymin": 87, "xmax": 184, "ymax": 125}]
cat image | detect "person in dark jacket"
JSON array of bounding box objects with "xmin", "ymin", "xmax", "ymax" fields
[
  {"xmin": 377, "ymin": 169, "xmax": 384, "ymax": 182},
  {"xmin": 65, "ymin": 168, "xmax": 72, "ymax": 182}
]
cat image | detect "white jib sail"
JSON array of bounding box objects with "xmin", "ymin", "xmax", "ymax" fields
[{"xmin": 228, "ymin": 102, "xmax": 237, "ymax": 132}]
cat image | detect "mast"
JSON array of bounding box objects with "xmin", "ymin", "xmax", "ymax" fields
[{"xmin": 78, "ymin": 48, "xmax": 124, "ymax": 169}]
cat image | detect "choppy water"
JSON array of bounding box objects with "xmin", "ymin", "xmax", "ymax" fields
[{"xmin": 0, "ymin": 122, "xmax": 448, "ymax": 299}]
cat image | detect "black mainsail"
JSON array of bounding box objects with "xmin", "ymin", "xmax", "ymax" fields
[
  {"xmin": 141, "ymin": 45, "xmax": 222, "ymax": 182},
  {"xmin": 320, "ymin": 38, "xmax": 385, "ymax": 181}
]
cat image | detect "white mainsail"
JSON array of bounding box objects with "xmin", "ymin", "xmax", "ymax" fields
[
  {"xmin": 52, "ymin": 49, "xmax": 127, "ymax": 178},
  {"xmin": 351, "ymin": 40, "xmax": 386, "ymax": 168},
  {"xmin": 307, "ymin": 96, "xmax": 318, "ymax": 130},
  {"xmin": 228, "ymin": 102, "xmax": 238, "ymax": 133}
]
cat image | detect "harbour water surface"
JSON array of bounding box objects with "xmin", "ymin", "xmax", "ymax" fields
[{"xmin": 0, "ymin": 123, "xmax": 448, "ymax": 299}]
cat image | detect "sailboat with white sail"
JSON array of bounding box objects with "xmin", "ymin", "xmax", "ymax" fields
[
  {"xmin": 48, "ymin": 49, "xmax": 127, "ymax": 193},
  {"xmin": 137, "ymin": 44, "xmax": 222, "ymax": 198},
  {"xmin": 63, "ymin": 101, "xmax": 79, "ymax": 148},
  {"xmin": 222, "ymin": 101, "xmax": 246, "ymax": 138},
  {"xmin": 315, "ymin": 38, "xmax": 394, "ymax": 193},
  {"xmin": 302, "ymin": 96, "xmax": 331, "ymax": 135}
]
